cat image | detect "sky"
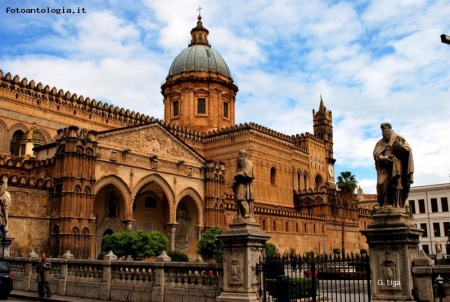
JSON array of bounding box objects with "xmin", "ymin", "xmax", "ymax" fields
[{"xmin": 1, "ymin": 0, "xmax": 449, "ymax": 194}]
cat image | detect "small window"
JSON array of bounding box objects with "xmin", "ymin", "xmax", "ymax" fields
[
  {"xmin": 444, "ymin": 222, "xmax": 450, "ymax": 237},
  {"xmin": 173, "ymin": 100, "xmax": 179, "ymax": 117},
  {"xmin": 422, "ymin": 244, "xmax": 429, "ymax": 254},
  {"xmin": 420, "ymin": 223, "xmax": 428, "ymax": 237},
  {"xmin": 197, "ymin": 98, "xmax": 206, "ymax": 114},
  {"xmin": 418, "ymin": 199, "xmax": 426, "ymax": 213},
  {"xmin": 19, "ymin": 145, "xmax": 26, "ymax": 156},
  {"xmin": 270, "ymin": 167, "xmax": 276, "ymax": 185},
  {"xmin": 441, "ymin": 197, "xmax": 449, "ymax": 212},
  {"xmin": 433, "ymin": 222, "xmax": 441, "ymax": 237},
  {"xmin": 10, "ymin": 130, "xmax": 24, "ymax": 156},
  {"xmin": 223, "ymin": 102, "xmax": 229, "ymax": 118},
  {"xmin": 431, "ymin": 198, "xmax": 438, "ymax": 212},
  {"xmin": 408, "ymin": 200, "xmax": 416, "ymax": 214}
]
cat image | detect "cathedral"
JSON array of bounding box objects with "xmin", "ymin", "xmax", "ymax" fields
[{"xmin": 0, "ymin": 15, "xmax": 372, "ymax": 259}]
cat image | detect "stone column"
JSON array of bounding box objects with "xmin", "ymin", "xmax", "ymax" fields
[
  {"xmin": 216, "ymin": 218, "xmax": 270, "ymax": 302},
  {"xmin": 167, "ymin": 223, "xmax": 178, "ymax": 251},
  {"xmin": 361, "ymin": 207, "xmax": 424, "ymax": 301}
]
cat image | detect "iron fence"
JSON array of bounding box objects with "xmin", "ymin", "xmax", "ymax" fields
[{"xmin": 259, "ymin": 253, "xmax": 371, "ymax": 302}]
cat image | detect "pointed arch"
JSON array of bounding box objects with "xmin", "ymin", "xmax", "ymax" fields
[
  {"xmin": 176, "ymin": 187, "xmax": 204, "ymax": 227},
  {"xmin": 95, "ymin": 175, "xmax": 131, "ymax": 219},
  {"xmin": 132, "ymin": 174, "xmax": 175, "ymax": 221}
]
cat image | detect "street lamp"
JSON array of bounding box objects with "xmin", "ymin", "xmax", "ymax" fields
[{"xmin": 441, "ymin": 34, "xmax": 450, "ymax": 45}]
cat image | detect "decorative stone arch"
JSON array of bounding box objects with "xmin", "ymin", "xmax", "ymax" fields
[
  {"xmin": 95, "ymin": 175, "xmax": 131, "ymax": 220},
  {"xmin": 314, "ymin": 196, "xmax": 324, "ymax": 205},
  {"xmin": 7, "ymin": 123, "xmax": 28, "ymax": 156},
  {"xmin": 132, "ymin": 174, "xmax": 175, "ymax": 222},
  {"xmin": 95, "ymin": 217, "xmax": 125, "ymax": 256},
  {"xmin": 313, "ymin": 172, "xmax": 324, "ymax": 189},
  {"xmin": 176, "ymin": 187, "xmax": 204, "ymax": 228}
]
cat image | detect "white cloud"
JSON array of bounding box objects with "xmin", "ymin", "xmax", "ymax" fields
[{"xmin": 1, "ymin": 0, "xmax": 449, "ymax": 193}]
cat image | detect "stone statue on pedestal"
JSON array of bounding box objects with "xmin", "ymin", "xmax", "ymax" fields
[
  {"xmin": 373, "ymin": 122, "xmax": 414, "ymax": 208},
  {"xmin": 0, "ymin": 181, "xmax": 11, "ymax": 232},
  {"xmin": 231, "ymin": 150, "xmax": 254, "ymax": 219}
]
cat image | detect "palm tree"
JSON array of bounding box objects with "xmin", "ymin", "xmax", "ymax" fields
[{"xmin": 336, "ymin": 171, "xmax": 358, "ymax": 206}]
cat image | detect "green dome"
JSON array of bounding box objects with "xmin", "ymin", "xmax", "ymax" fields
[
  {"xmin": 21, "ymin": 128, "xmax": 45, "ymax": 142},
  {"xmin": 168, "ymin": 45, "xmax": 232, "ymax": 79}
]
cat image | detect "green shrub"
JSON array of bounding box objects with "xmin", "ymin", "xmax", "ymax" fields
[
  {"xmin": 196, "ymin": 227, "xmax": 224, "ymax": 261},
  {"xmin": 168, "ymin": 250, "xmax": 189, "ymax": 262},
  {"xmin": 100, "ymin": 230, "xmax": 168, "ymax": 260},
  {"xmin": 265, "ymin": 243, "xmax": 277, "ymax": 257}
]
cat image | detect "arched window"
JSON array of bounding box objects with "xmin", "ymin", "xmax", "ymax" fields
[
  {"xmin": 270, "ymin": 167, "xmax": 277, "ymax": 185},
  {"xmin": 297, "ymin": 172, "xmax": 301, "ymax": 190},
  {"xmin": 262, "ymin": 219, "xmax": 266, "ymax": 231},
  {"xmin": 10, "ymin": 130, "xmax": 24, "ymax": 156},
  {"xmin": 272, "ymin": 220, "xmax": 276, "ymax": 232}
]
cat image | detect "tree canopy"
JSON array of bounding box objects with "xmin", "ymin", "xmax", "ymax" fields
[
  {"xmin": 196, "ymin": 227, "xmax": 224, "ymax": 261},
  {"xmin": 336, "ymin": 171, "xmax": 358, "ymax": 205},
  {"xmin": 336, "ymin": 171, "xmax": 358, "ymax": 193}
]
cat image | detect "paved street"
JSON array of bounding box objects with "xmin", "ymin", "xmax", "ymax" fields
[{"xmin": 10, "ymin": 290, "xmax": 105, "ymax": 302}]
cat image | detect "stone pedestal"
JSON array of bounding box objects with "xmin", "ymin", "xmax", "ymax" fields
[
  {"xmin": 361, "ymin": 207, "xmax": 423, "ymax": 301},
  {"xmin": 0, "ymin": 236, "xmax": 14, "ymax": 257},
  {"xmin": 216, "ymin": 218, "xmax": 270, "ymax": 302}
]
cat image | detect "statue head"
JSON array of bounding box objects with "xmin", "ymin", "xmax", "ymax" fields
[
  {"xmin": 380, "ymin": 122, "xmax": 393, "ymax": 141},
  {"xmin": 238, "ymin": 150, "xmax": 247, "ymax": 168}
]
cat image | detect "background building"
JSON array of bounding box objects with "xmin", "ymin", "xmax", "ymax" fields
[
  {"xmin": 407, "ymin": 183, "xmax": 450, "ymax": 256},
  {"xmin": 0, "ymin": 15, "xmax": 371, "ymax": 259}
]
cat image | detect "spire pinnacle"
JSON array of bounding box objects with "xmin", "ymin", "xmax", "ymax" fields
[
  {"xmin": 189, "ymin": 7, "xmax": 210, "ymax": 47},
  {"xmin": 319, "ymin": 95, "xmax": 325, "ymax": 111}
]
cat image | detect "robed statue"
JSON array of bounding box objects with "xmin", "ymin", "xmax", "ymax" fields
[
  {"xmin": 0, "ymin": 181, "xmax": 11, "ymax": 231},
  {"xmin": 231, "ymin": 150, "xmax": 254, "ymax": 219},
  {"xmin": 373, "ymin": 122, "xmax": 414, "ymax": 208}
]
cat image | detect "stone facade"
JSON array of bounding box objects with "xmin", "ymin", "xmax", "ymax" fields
[{"xmin": 0, "ymin": 15, "xmax": 371, "ymax": 260}]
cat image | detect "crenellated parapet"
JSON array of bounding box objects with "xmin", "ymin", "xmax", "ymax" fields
[
  {"xmin": 0, "ymin": 155, "xmax": 55, "ymax": 189},
  {"xmin": 0, "ymin": 69, "xmax": 152, "ymax": 129}
]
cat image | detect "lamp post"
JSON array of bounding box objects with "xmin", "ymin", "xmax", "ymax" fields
[{"xmin": 441, "ymin": 34, "xmax": 450, "ymax": 45}]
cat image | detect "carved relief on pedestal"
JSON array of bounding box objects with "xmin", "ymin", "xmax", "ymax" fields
[
  {"xmin": 229, "ymin": 254, "xmax": 242, "ymax": 285},
  {"xmin": 378, "ymin": 251, "xmax": 401, "ymax": 291}
]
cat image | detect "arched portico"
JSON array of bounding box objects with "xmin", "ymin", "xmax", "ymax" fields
[{"xmin": 92, "ymin": 175, "xmax": 131, "ymax": 258}]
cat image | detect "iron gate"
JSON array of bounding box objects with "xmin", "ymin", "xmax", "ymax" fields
[{"xmin": 258, "ymin": 253, "xmax": 371, "ymax": 302}]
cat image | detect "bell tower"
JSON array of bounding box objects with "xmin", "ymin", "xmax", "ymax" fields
[{"xmin": 313, "ymin": 96, "xmax": 335, "ymax": 183}]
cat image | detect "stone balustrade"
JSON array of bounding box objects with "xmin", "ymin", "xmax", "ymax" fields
[{"xmin": 7, "ymin": 257, "xmax": 223, "ymax": 302}]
